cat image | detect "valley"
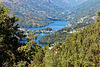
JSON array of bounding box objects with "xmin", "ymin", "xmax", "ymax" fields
[
  {"xmin": 19, "ymin": 20, "xmax": 68, "ymax": 47},
  {"xmin": 0, "ymin": 0, "xmax": 88, "ymax": 27},
  {"xmin": 1, "ymin": 0, "xmax": 100, "ymax": 46},
  {"xmin": 0, "ymin": 0, "xmax": 100, "ymax": 67}
]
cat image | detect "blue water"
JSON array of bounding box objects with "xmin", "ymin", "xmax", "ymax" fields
[
  {"xmin": 21, "ymin": 21, "xmax": 68, "ymax": 47},
  {"xmin": 35, "ymin": 33, "xmax": 50, "ymax": 47},
  {"xmin": 27, "ymin": 21, "xmax": 68, "ymax": 31}
]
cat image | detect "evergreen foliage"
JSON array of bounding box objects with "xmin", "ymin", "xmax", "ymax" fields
[
  {"xmin": 0, "ymin": 4, "xmax": 44, "ymax": 67},
  {"xmin": 40, "ymin": 23, "xmax": 90, "ymax": 44},
  {"xmin": 0, "ymin": 4, "xmax": 23, "ymax": 66},
  {"xmin": 41, "ymin": 11, "xmax": 100, "ymax": 67},
  {"xmin": 0, "ymin": 3, "xmax": 100, "ymax": 67}
]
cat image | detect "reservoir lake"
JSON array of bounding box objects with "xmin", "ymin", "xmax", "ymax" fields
[{"xmin": 20, "ymin": 21, "xmax": 68, "ymax": 47}]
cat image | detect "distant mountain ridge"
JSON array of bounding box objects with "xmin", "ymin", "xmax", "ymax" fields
[
  {"xmin": 0, "ymin": 0, "xmax": 88, "ymax": 27},
  {"xmin": 67, "ymin": 0, "xmax": 100, "ymax": 25}
]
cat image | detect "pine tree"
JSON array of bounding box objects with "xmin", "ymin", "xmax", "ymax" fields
[{"xmin": 0, "ymin": 3, "xmax": 25, "ymax": 66}]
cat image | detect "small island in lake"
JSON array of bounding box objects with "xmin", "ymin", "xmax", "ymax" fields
[{"xmin": 34, "ymin": 27, "xmax": 55, "ymax": 34}]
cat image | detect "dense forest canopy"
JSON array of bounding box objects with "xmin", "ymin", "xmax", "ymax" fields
[
  {"xmin": 0, "ymin": 4, "xmax": 44, "ymax": 67},
  {"xmin": 0, "ymin": 2, "xmax": 100, "ymax": 67},
  {"xmin": 40, "ymin": 11, "xmax": 100, "ymax": 67}
]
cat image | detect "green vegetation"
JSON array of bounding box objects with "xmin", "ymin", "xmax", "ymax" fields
[
  {"xmin": 39, "ymin": 27, "xmax": 71, "ymax": 44},
  {"xmin": 39, "ymin": 23, "xmax": 91, "ymax": 44},
  {"xmin": 34, "ymin": 27, "xmax": 54, "ymax": 34},
  {"xmin": 1, "ymin": 0, "xmax": 65, "ymax": 27},
  {"xmin": 42, "ymin": 27, "xmax": 52, "ymax": 31},
  {"xmin": 67, "ymin": 0, "xmax": 100, "ymax": 25},
  {"xmin": 0, "ymin": 0, "xmax": 88, "ymax": 28},
  {"xmin": 40, "ymin": 11, "xmax": 100, "ymax": 67},
  {"xmin": 0, "ymin": 4, "xmax": 44, "ymax": 67},
  {"xmin": 0, "ymin": 3, "xmax": 100, "ymax": 67}
]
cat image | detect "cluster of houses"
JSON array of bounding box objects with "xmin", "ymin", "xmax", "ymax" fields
[
  {"xmin": 18, "ymin": 28, "xmax": 33, "ymax": 39},
  {"xmin": 69, "ymin": 30, "xmax": 79, "ymax": 33},
  {"xmin": 48, "ymin": 43, "xmax": 62, "ymax": 54},
  {"xmin": 64, "ymin": 27, "xmax": 86, "ymax": 34},
  {"xmin": 34, "ymin": 29, "xmax": 55, "ymax": 33},
  {"xmin": 65, "ymin": 15, "xmax": 96, "ymax": 34},
  {"xmin": 77, "ymin": 16, "xmax": 96, "ymax": 24},
  {"xmin": 66, "ymin": 23, "xmax": 72, "ymax": 27},
  {"xmin": 48, "ymin": 45, "xmax": 58, "ymax": 54}
]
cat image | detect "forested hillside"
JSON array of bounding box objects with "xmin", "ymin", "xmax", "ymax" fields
[
  {"xmin": 39, "ymin": 0, "xmax": 100, "ymax": 44},
  {"xmin": 1, "ymin": 0, "xmax": 63, "ymax": 27},
  {"xmin": 0, "ymin": 0, "xmax": 87, "ymax": 27},
  {"xmin": 1, "ymin": 0, "xmax": 100, "ymax": 28},
  {"xmin": 0, "ymin": 4, "xmax": 44, "ymax": 67},
  {"xmin": 67, "ymin": 0, "xmax": 100, "ymax": 24},
  {"xmin": 0, "ymin": 3, "xmax": 100, "ymax": 67},
  {"xmin": 39, "ymin": 23, "xmax": 91, "ymax": 44},
  {"xmin": 39, "ymin": 11, "xmax": 100, "ymax": 67}
]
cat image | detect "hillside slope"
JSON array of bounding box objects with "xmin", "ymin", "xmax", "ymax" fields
[
  {"xmin": 67, "ymin": 0, "xmax": 100, "ymax": 24},
  {"xmin": 39, "ymin": 23, "xmax": 91, "ymax": 44},
  {"xmin": 41, "ymin": 12, "xmax": 100, "ymax": 67},
  {"xmin": 1, "ymin": 0, "xmax": 63, "ymax": 27},
  {"xmin": 0, "ymin": 0, "xmax": 87, "ymax": 27}
]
